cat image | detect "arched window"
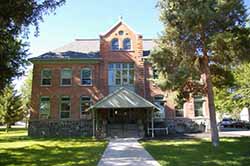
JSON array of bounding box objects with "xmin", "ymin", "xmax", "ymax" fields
[
  {"xmin": 111, "ymin": 38, "xmax": 119, "ymax": 50},
  {"xmin": 123, "ymin": 38, "xmax": 131, "ymax": 50}
]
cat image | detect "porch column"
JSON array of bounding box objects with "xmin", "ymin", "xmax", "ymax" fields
[
  {"xmin": 151, "ymin": 109, "xmax": 154, "ymax": 138},
  {"xmin": 92, "ymin": 108, "xmax": 95, "ymax": 138}
]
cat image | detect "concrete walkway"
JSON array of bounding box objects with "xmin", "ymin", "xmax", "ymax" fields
[{"xmin": 98, "ymin": 138, "xmax": 160, "ymax": 166}]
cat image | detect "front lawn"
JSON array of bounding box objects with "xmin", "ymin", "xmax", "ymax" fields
[
  {"xmin": 0, "ymin": 128, "xmax": 107, "ymax": 166},
  {"xmin": 141, "ymin": 137, "xmax": 250, "ymax": 166}
]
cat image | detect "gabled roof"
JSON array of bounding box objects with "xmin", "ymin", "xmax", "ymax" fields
[
  {"xmin": 29, "ymin": 51, "xmax": 101, "ymax": 62},
  {"xmin": 100, "ymin": 18, "xmax": 140, "ymax": 37},
  {"xmin": 88, "ymin": 87, "xmax": 159, "ymax": 111},
  {"xmin": 29, "ymin": 38, "xmax": 156, "ymax": 62}
]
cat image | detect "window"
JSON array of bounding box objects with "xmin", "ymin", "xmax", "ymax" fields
[
  {"xmin": 176, "ymin": 109, "xmax": 184, "ymax": 117},
  {"xmin": 60, "ymin": 96, "xmax": 71, "ymax": 119},
  {"xmin": 111, "ymin": 38, "xmax": 119, "ymax": 50},
  {"xmin": 118, "ymin": 30, "xmax": 124, "ymax": 35},
  {"xmin": 108, "ymin": 63, "xmax": 134, "ymax": 86},
  {"xmin": 39, "ymin": 97, "xmax": 50, "ymax": 119},
  {"xmin": 80, "ymin": 96, "xmax": 91, "ymax": 115},
  {"xmin": 194, "ymin": 96, "xmax": 204, "ymax": 117},
  {"xmin": 152, "ymin": 66, "xmax": 159, "ymax": 79},
  {"xmin": 154, "ymin": 95, "xmax": 165, "ymax": 119},
  {"xmin": 81, "ymin": 68, "xmax": 92, "ymax": 85},
  {"xmin": 123, "ymin": 38, "xmax": 131, "ymax": 50},
  {"xmin": 61, "ymin": 68, "xmax": 72, "ymax": 86},
  {"xmin": 41, "ymin": 69, "xmax": 52, "ymax": 86}
]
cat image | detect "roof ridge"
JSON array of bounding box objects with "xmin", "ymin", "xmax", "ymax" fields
[{"xmin": 75, "ymin": 39, "xmax": 99, "ymax": 41}]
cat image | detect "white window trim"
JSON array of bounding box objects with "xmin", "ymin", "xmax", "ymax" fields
[
  {"xmin": 80, "ymin": 68, "xmax": 93, "ymax": 86},
  {"xmin": 40, "ymin": 68, "xmax": 52, "ymax": 86},
  {"xmin": 39, "ymin": 96, "xmax": 50, "ymax": 119},
  {"xmin": 59, "ymin": 96, "xmax": 71, "ymax": 119},
  {"xmin": 111, "ymin": 38, "xmax": 119, "ymax": 51},
  {"xmin": 194, "ymin": 97, "xmax": 205, "ymax": 118},
  {"xmin": 108, "ymin": 63, "xmax": 134, "ymax": 86},
  {"xmin": 60, "ymin": 68, "xmax": 72, "ymax": 86},
  {"xmin": 122, "ymin": 38, "xmax": 132, "ymax": 51}
]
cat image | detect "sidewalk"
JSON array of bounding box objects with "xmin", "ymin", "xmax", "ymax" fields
[{"xmin": 98, "ymin": 138, "xmax": 160, "ymax": 166}]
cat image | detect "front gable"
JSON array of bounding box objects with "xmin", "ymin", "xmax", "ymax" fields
[{"xmin": 99, "ymin": 19, "xmax": 143, "ymax": 61}]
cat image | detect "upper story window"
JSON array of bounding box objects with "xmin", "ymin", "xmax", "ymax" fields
[
  {"xmin": 60, "ymin": 96, "xmax": 71, "ymax": 119},
  {"xmin": 61, "ymin": 68, "xmax": 72, "ymax": 86},
  {"xmin": 39, "ymin": 96, "xmax": 50, "ymax": 119},
  {"xmin": 108, "ymin": 63, "xmax": 134, "ymax": 86},
  {"xmin": 111, "ymin": 38, "xmax": 119, "ymax": 50},
  {"xmin": 80, "ymin": 96, "xmax": 92, "ymax": 115},
  {"xmin": 123, "ymin": 38, "xmax": 131, "ymax": 50},
  {"xmin": 81, "ymin": 68, "xmax": 92, "ymax": 86},
  {"xmin": 194, "ymin": 96, "xmax": 204, "ymax": 117},
  {"xmin": 41, "ymin": 69, "xmax": 52, "ymax": 86}
]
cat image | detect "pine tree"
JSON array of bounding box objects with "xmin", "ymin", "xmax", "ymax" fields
[
  {"xmin": 0, "ymin": 85, "xmax": 24, "ymax": 132},
  {"xmin": 152, "ymin": 0, "xmax": 250, "ymax": 146}
]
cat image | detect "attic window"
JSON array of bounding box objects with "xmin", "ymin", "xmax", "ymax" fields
[
  {"xmin": 118, "ymin": 30, "xmax": 124, "ymax": 35},
  {"xmin": 123, "ymin": 38, "xmax": 131, "ymax": 50},
  {"xmin": 111, "ymin": 38, "xmax": 119, "ymax": 50}
]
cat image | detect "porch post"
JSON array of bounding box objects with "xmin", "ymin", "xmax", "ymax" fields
[
  {"xmin": 151, "ymin": 109, "xmax": 154, "ymax": 138},
  {"xmin": 92, "ymin": 108, "xmax": 95, "ymax": 138}
]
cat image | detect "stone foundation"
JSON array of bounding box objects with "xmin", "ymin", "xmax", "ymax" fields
[
  {"xmin": 166, "ymin": 118, "xmax": 209, "ymax": 134},
  {"xmin": 28, "ymin": 119, "xmax": 93, "ymax": 137}
]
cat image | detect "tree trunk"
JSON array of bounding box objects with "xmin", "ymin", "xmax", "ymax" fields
[
  {"xmin": 5, "ymin": 123, "xmax": 10, "ymax": 133},
  {"xmin": 203, "ymin": 56, "xmax": 220, "ymax": 147}
]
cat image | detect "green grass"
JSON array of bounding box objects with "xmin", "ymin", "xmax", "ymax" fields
[
  {"xmin": 141, "ymin": 137, "xmax": 250, "ymax": 166},
  {"xmin": 0, "ymin": 128, "xmax": 107, "ymax": 166}
]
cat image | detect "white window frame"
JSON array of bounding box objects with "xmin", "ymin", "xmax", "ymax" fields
[
  {"xmin": 123, "ymin": 38, "xmax": 132, "ymax": 50},
  {"xmin": 60, "ymin": 68, "xmax": 72, "ymax": 86},
  {"xmin": 39, "ymin": 96, "xmax": 50, "ymax": 119},
  {"xmin": 194, "ymin": 96, "xmax": 205, "ymax": 117},
  {"xmin": 41, "ymin": 69, "xmax": 52, "ymax": 86},
  {"xmin": 81, "ymin": 68, "xmax": 92, "ymax": 86},
  {"xmin": 111, "ymin": 38, "xmax": 119, "ymax": 50},
  {"xmin": 108, "ymin": 63, "xmax": 134, "ymax": 86}
]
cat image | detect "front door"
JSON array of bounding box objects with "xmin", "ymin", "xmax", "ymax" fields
[{"xmin": 108, "ymin": 109, "xmax": 138, "ymax": 137}]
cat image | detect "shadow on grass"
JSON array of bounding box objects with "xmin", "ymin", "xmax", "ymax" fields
[
  {"xmin": 0, "ymin": 143, "xmax": 106, "ymax": 166},
  {"xmin": 142, "ymin": 137, "xmax": 250, "ymax": 166},
  {"xmin": 0, "ymin": 128, "xmax": 107, "ymax": 166}
]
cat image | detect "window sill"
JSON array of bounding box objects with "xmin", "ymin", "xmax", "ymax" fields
[
  {"xmin": 40, "ymin": 85, "xmax": 52, "ymax": 87},
  {"xmin": 60, "ymin": 85, "xmax": 72, "ymax": 87},
  {"xmin": 79, "ymin": 84, "xmax": 93, "ymax": 87},
  {"xmin": 110, "ymin": 50, "xmax": 135, "ymax": 52}
]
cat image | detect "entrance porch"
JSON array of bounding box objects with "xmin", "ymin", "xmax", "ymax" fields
[{"xmin": 87, "ymin": 87, "xmax": 159, "ymax": 138}]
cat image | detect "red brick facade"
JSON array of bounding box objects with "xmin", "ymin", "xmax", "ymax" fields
[{"xmin": 30, "ymin": 20, "xmax": 209, "ymax": 123}]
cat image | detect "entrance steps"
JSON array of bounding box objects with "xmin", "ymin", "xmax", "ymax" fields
[{"xmin": 108, "ymin": 124, "xmax": 139, "ymax": 138}]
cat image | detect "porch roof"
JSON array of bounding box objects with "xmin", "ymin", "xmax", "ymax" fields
[{"xmin": 88, "ymin": 87, "xmax": 159, "ymax": 111}]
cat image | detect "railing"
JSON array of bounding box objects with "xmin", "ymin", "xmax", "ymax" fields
[{"xmin": 147, "ymin": 127, "xmax": 169, "ymax": 136}]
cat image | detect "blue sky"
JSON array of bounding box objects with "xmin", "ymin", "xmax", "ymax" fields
[{"xmin": 14, "ymin": 0, "xmax": 250, "ymax": 89}]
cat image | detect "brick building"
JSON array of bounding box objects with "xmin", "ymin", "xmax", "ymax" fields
[{"xmin": 29, "ymin": 19, "xmax": 209, "ymax": 137}]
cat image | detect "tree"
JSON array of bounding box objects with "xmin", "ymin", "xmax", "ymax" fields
[
  {"xmin": 0, "ymin": 85, "xmax": 24, "ymax": 132},
  {"xmin": 233, "ymin": 63, "xmax": 250, "ymax": 109},
  {"xmin": 0, "ymin": 0, "xmax": 65, "ymax": 92},
  {"xmin": 152, "ymin": 0, "xmax": 250, "ymax": 146},
  {"xmin": 20, "ymin": 69, "xmax": 33, "ymax": 128}
]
